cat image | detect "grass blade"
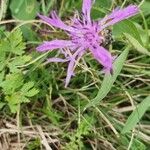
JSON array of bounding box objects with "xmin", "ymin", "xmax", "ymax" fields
[
  {"xmin": 122, "ymin": 96, "xmax": 150, "ymax": 134},
  {"xmin": 84, "ymin": 47, "xmax": 129, "ymax": 110}
]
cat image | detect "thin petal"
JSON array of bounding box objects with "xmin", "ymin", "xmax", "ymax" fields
[
  {"xmin": 38, "ymin": 11, "xmax": 75, "ymax": 32},
  {"xmin": 65, "ymin": 59, "xmax": 75, "ymax": 87},
  {"xmin": 65, "ymin": 47, "xmax": 85, "ymax": 87},
  {"xmin": 99, "ymin": 5, "xmax": 139, "ymax": 29},
  {"xmin": 90, "ymin": 45, "xmax": 113, "ymax": 72},
  {"xmin": 36, "ymin": 40, "xmax": 74, "ymax": 52},
  {"xmin": 82, "ymin": 0, "xmax": 94, "ymax": 23}
]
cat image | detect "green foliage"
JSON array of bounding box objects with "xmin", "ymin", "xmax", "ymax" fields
[
  {"xmin": 0, "ymin": 29, "xmax": 38, "ymax": 113},
  {"xmin": 113, "ymin": 20, "xmax": 143, "ymax": 45},
  {"xmin": 141, "ymin": 1, "xmax": 150, "ymax": 16},
  {"xmin": 8, "ymin": 55, "xmax": 32, "ymax": 73},
  {"xmin": 10, "ymin": 0, "xmax": 39, "ymax": 20},
  {"xmin": 0, "ymin": 0, "xmax": 149, "ymax": 149},
  {"xmin": 120, "ymin": 136, "xmax": 146, "ymax": 150},
  {"xmin": 0, "ymin": 73, "xmax": 23, "ymax": 94},
  {"xmin": 122, "ymin": 96, "xmax": 150, "ymax": 133},
  {"xmin": 85, "ymin": 47, "xmax": 129, "ymax": 109},
  {"xmin": 64, "ymin": 115, "xmax": 95, "ymax": 150},
  {"xmin": 26, "ymin": 138, "xmax": 41, "ymax": 150},
  {"xmin": 91, "ymin": 0, "xmax": 112, "ymax": 19},
  {"xmin": 10, "ymin": 0, "xmax": 39, "ymax": 40},
  {"xmin": 0, "ymin": 28, "xmax": 25, "ymax": 55}
]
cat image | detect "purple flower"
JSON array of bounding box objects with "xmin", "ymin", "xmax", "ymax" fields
[{"xmin": 36, "ymin": 0, "xmax": 139, "ymax": 87}]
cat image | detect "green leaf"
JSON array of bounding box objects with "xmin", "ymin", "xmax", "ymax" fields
[
  {"xmin": 8, "ymin": 103, "xmax": 19, "ymax": 113},
  {"xmin": 0, "ymin": 73, "xmax": 23, "ymax": 94},
  {"xmin": 113, "ymin": 20, "xmax": 143, "ymax": 45},
  {"xmin": 91, "ymin": 0, "xmax": 112, "ymax": 19},
  {"xmin": 6, "ymin": 92, "xmax": 30, "ymax": 105},
  {"xmin": 10, "ymin": 0, "xmax": 39, "ymax": 20},
  {"xmin": 8, "ymin": 29, "xmax": 26, "ymax": 55},
  {"xmin": 8, "ymin": 55, "xmax": 31, "ymax": 73},
  {"xmin": 140, "ymin": 1, "xmax": 150, "ymax": 16},
  {"xmin": 6, "ymin": 91, "xmax": 31, "ymax": 113},
  {"xmin": 124, "ymin": 33, "xmax": 150, "ymax": 56},
  {"xmin": 84, "ymin": 47, "xmax": 129, "ymax": 109},
  {"xmin": 0, "ymin": 47, "xmax": 6, "ymax": 61},
  {"xmin": 131, "ymin": 139, "xmax": 146, "ymax": 150},
  {"xmin": 0, "ymin": 38, "xmax": 9, "ymax": 52},
  {"xmin": 122, "ymin": 96, "xmax": 150, "ymax": 134},
  {"xmin": 120, "ymin": 136, "xmax": 146, "ymax": 150},
  {"xmin": 0, "ymin": 71, "xmax": 4, "ymax": 83},
  {"xmin": 21, "ymin": 82, "xmax": 34, "ymax": 93},
  {"xmin": 20, "ymin": 25, "xmax": 38, "ymax": 41},
  {"xmin": 0, "ymin": 29, "xmax": 25, "ymax": 55},
  {"xmin": 9, "ymin": 0, "xmax": 39, "ymax": 40},
  {"xmin": 25, "ymin": 88, "xmax": 39, "ymax": 97},
  {"xmin": 21, "ymin": 81, "xmax": 39, "ymax": 97},
  {"xmin": 5, "ymin": 81, "xmax": 38, "ymax": 113},
  {"xmin": 0, "ymin": 102, "xmax": 6, "ymax": 109}
]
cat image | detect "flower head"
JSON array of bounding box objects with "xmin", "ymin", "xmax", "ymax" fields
[{"xmin": 36, "ymin": 0, "xmax": 139, "ymax": 87}]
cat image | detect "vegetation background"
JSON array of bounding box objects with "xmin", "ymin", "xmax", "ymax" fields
[{"xmin": 0, "ymin": 0, "xmax": 150, "ymax": 149}]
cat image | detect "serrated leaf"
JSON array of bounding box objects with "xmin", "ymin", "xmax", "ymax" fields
[
  {"xmin": 0, "ymin": 73, "xmax": 23, "ymax": 94},
  {"xmin": 1, "ymin": 29, "xmax": 25, "ymax": 55},
  {"xmin": 0, "ymin": 39, "xmax": 10, "ymax": 52},
  {"xmin": 122, "ymin": 96, "xmax": 150, "ymax": 134},
  {"xmin": 8, "ymin": 103, "xmax": 19, "ymax": 113},
  {"xmin": 6, "ymin": 92, "xmax": 30, "ymax": 105},
  {"xmin": 77, "ymin": 115, "xmax": 94, "ymax": 136},
  {"xmin": 25, "ymin": 88, "xmax": 39, "ymax": 97},
  {"xmin": 8, "ymin": 55, "xmax": 31, "ymax": 73},
  {"xmin": 84, "ymin": 47, "xmax": 129, "ymax": 109},
  {"xmin": 124, "ymin": 33, "xmax": 150, "ymax": 56},
  {"xmin": 21, "ymin": 81, "xmax": 39, "ymax": 97},
  {"xmin": 21, "ymin": 81, "xmax": 34, "ymax": 93},
  {"xmin": 8, "ymin": 29, "xmax": 26, "ymax": 55}
]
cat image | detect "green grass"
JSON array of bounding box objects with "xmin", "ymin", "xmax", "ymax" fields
[{"xmin": 0, "ymin": 0, "xmax": 150, "ymax": 149}]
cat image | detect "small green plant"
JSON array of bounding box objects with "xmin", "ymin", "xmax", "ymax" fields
[
  {"xmin": 64, "ymin": 115, "xmax": 95, "ymax": 150},
  {"xmin": 0, "ymin": 29, "xmax": 38, "ymax": 113}
]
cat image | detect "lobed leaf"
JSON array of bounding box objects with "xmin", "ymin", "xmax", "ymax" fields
[{"xmin": 0, "ymin": 73, "xmax": 23, "ymax": 94}]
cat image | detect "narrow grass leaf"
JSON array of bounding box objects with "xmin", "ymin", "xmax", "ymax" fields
[
  {"xmin": 122, "ymin": 95, "xmax": 150, "ymax": 134},
  {"xmin": 124, "ymin": 33, "xmax": 150, "ymax": 56},
  {"xmin": 84, "ymin": 47, "xmax": 129, "ymax": 110}
]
